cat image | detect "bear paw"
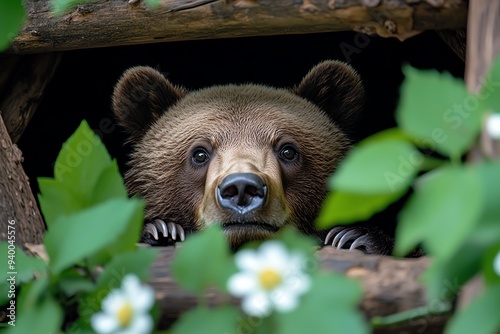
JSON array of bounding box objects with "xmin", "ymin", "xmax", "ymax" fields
[
  {"xmin": 142, "ymin": 219, "xmax": 185, "ymax": 246},
  {"xmin": 324, "ymin": 226, "xmax": 393, "ymax": 255}
]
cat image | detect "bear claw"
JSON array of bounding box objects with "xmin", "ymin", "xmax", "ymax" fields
[
  {"xmin": 324, "ymin": 226, "xmax": 369, "ymax": 251},
  {"xmin": 143, "ymin": 219, "xmax": 185, "ymax": 243}
]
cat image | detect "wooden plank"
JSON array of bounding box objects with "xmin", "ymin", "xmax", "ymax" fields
[
  {"xmin": 0, "ymin": 114, "xmax": 45, "ymax": 250},
  {"xmin": 9, "ymin": 0, "xmax": 467, "ymax": 54}
]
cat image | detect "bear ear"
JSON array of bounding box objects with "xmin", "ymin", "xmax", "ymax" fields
[
  {"xmin": 112, "ymin": 66, "xmax": 187, "ymax": 141},
  {"xmin": 293, "ymin": 60, "xmax": 364, "ymax": 130}
]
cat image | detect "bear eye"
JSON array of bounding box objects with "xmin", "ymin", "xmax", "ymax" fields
[
  {"xmin": 279, "ymin": 145, "xmax": 298, "ymax": 161},
  {"xmin": 192, "ymin": 148, "xmax": 210, "ymax": 165}
]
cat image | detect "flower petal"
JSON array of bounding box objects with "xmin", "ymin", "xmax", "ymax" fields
[
  {"xmin": 271, "ymin": 288, "xmax": 299, "ymax": 313},
  {"xmin": 235, "ymin": 249, "xmax": 262, "ymax": 272},
  {"xmin": 121, "ymin": 275, "xmax": 155, "ymax": 312},
  {"xmin": 122, "ymin": 274, "xmax": 142, "ymax": 296},
  {"xmin": 258, "ymin": 241, "xmax": 289, "ymax": 271},
  {"xmin": 241, "ymin": 291, "xmax": 272, "ymax": 317},
  {"xmin": 91, "ymin": 312, "xmax": 119, "ymax": 334},
  {"xmin": 287, "ymin": 252, "xmax": 308, "ymax": 273},
  {"xmin": 101, "ymin": 290, "xmax": 127, "ymax": 314},
  {"xmin": 133, "ymin": 286, "xmax": 155, "ymax": 312},
  {"xmin": 123, "ymin": 314, "xmax": 154, "ymax": 334},
  {"xmin": 227, "ymin": 272, "xmax": 258, "ymax": 297},
  {"xmin": 283, "ymin": 273, "xmax": 311, "ymax": 295}
]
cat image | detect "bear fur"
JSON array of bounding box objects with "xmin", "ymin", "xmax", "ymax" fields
[{"xmin": 112, "ymin": 61, "xmax": 391, "ymax": 254}]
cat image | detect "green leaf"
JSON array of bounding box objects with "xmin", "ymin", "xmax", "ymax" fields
[
  {"xmin": 38, "ymin": 120, "xmax": 127, "ymax": 227},
  {"xmin": 0, "ymin": 243, "xmax": 47, "ymax": 284},
  {"xmin": 96, "ymin": 247, "xmax": 158, "ymax": 288},
  {"xmin": 59, "ymin": 276, "xmax": 95, "ymax": 296},
  {"xmin": 316, "ymin": 190, "xmax": 404, "ymax": 228},
  {"xmin": 0, "ymin": 243, "xmax": 47, "ymax": 305},
  {"xmin": 0, "ymin": 0, "xmax": 25, "ymax": 51},
  {"xmin": 78, "ymin": 248, "xmax": 158, "ymax": 326},
  {"xmin": 277, "ymin": 228, "xmax": 318, "ymax": 255},
  {"xmin": 88, "ymin": 199, "xmax": 145, "ymax": 268},
  {"xmin": 6, "ymin": 295, "xmax": 62, "ymax": 334},
  {"xmin": 424, "ymin": 221, "xmax": 500, "ymax": 300},
  {"xmin": 171, "ymin": 226, "xmax": 233, "ymax": 294},
  {"xmin": 66, "ymin": 319, "xmax": 95, "ymax": 334},
  {"xmin": 482, "ymin": 243, "xmax": 500, "ymax": 286},
  {"xmin": 171, "ymin": 306, "xmax": 239, "ymax": 334},
  {"xmin": 91, "ymin": 161, "xmax": 128, "ymax": 202},
  {"xmin": 477, "ymin": 56, "xmax": 500, "ymax": 114},
  {"xmin": 397, "ymin": 66, "xmax": 482, "ymax": 160},
  {"xmin": 38, "ymin": 178, "xmax": 85, "ymax": 228},
  {"xmin": 394, "ymin": 166, "xmax": 482, "ymax": 259},
  {"xmin": 276, "ymin": 273, "xmax": 368, "ymax": 334},
  {"xmin": 44, "ymin": 197, "xmax": 144, "ymax": 273},
  {"xmin": 17, "ymin": 276, "xmax": 49, "ymax": 311},
  {"xmin": 331, "ymin": 139, "xmax": 422, "ymax": 194},
  {"xmin": 359, "ymin": 127, "xmax": 413, "ymax": 145},
  {"xmin": 145, "ymin": 0, "xmax": 160, "ymax": 9},
  {"xmin": 57, "ymin": 268, "xmax": 97, "ymax": 296},
  {"xmin": 445, "ymin": 284, "xmax": 500, "ymax": 334},
  {"xmin": 474, "ymin": 161, "xmax": 500, "ymax": 225},
  {"xmin": 51, "ymin": 0, "xmax": 95, "ymax": 14},
  {"xmin": 54, "ymin": 120, "xmax": 111, "ymax": 194}
]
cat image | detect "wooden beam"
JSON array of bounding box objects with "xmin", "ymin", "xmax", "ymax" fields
[
  {"xmin": 150, "ymin": 246, "xmax": 445, "ymax": 332},
  {"xmin": 0, "ymin": 114, "xmax": 45, "ymax": 250},
  {"xmin": 9, "ymin": 0, "xmax": 467, "ymax": 54}
]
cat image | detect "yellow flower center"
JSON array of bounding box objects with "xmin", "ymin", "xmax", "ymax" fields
[
  {"xmin": 117, "ymin": 301, "xmax": 133, "ymax": 327},
  {"xmin": 259, "ymin": 268, "xmax": 282, "ymax": 290}
]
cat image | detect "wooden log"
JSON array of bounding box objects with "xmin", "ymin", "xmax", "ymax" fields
[
  {"xmin": 465, "ymin": 0, "xmax": 500, "ymax": 93},
  {"xmin": 0, "ymin": 114, "xmax": 45, "ymax": 250},
  {"xmin": 9, "ymin": 0, "xmax": 467, "ymax": 54},
  {"xmin": 461, "ymin": 0, "xmax": 500, "ymax": 309},
  {"xmin": 150, "ymin": 246, "xmax": 445, "ymax": 333},
  {"xmin": 0, "ymin": 53, "xmax": 62, "ymax": 143}
]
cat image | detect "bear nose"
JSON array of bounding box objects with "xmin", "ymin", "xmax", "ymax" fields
[{"xmin": 217, "ymin": 173, "xmax": 267, "ymax": 215}]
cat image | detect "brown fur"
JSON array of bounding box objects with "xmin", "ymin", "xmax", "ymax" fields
[{"xmin": 113, "ymin": 61, "xmax": 364, "ymax": 248}]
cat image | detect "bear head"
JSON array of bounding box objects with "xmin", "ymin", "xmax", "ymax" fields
[{"xmin": 112, "ymin": 61, "xmax": 364, "ymax": 248}]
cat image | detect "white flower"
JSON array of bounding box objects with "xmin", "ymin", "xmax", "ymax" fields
[
  {"xmin": 486, "ymin": 113, "xmax": 500, "ymax": 139},
  {"xmin": 493, "ymin": 251, "xmax": 500, "ymax": 276},
  {"xmin": 91, "ymin": 274, "xmax": 155, "ymax": 334},
  {"xmin": 227, "ymin": 240, "xmax": 311, "ymax": 317}
]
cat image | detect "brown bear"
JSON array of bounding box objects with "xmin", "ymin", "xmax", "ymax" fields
[{"xmin": 112, "ymin": 61, "xmax": 392, "ymax": 254}]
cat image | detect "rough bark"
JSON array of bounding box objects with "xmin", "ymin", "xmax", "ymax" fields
[
  {"xmin": 9, "ymin": 0, "xmax": 467, "ymax": 54},
  {"xmin": 150, "ymin": 246, "xmax": 445, "ymax": 333},
  {"xmin": 0, "ymin": 53, "xmax": 62, "ymax": 143},
  {"xmin": 0, "ymin": 114, "xmax": 45, "ymax": 250}
]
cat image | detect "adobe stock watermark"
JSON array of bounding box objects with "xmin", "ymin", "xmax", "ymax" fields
[
  {"xmin": 5, "ymin": 219, "xmax": 17, "ymax": 327},
  {"xmin": 384, "ymin": 73, "xmax": 500, "ymax": 192}
]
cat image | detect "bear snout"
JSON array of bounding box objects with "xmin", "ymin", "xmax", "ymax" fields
[{"xmin": 217, "ymin": 173, "xmax": 267, "ymax": 215}]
